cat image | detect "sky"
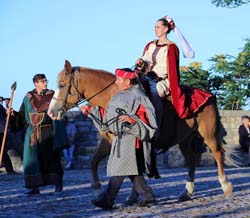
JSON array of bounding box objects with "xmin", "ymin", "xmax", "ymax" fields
[{"xmin": 0, "ymin": 0, "xmax": 249, "ymax": 110}]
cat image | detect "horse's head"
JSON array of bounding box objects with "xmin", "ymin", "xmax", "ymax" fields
[
  {"xmin": 49, "ymin": 60, "xmax": 82, "ymax": 118},
  {"xmin": 49, "ymin": 60, "xmax": 118, "ymax": 119}
]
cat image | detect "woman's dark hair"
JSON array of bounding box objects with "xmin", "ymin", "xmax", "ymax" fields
[
  {"xmin": 157, "ymin": 18, "xmax": 173, "ymax": 34},
  {"xmin": 33, "ymin": 74, "xmax": 46, "ymax": 83}
]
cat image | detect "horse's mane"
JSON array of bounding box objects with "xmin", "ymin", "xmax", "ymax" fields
[{"xmin": 79, "ymin": 67, "xmax": 115, "ymax": 81}]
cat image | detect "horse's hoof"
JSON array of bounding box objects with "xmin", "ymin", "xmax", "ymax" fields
[
  {"xmin": 223, "ymin": 182, "xmax": 233, "ymax": 198},
  {"xmin": 91, "ymin": 182, "xmax": 102, "ymax": 190},
  {"xmin": 178, "ymin": 190, "xmax": 192, "ymax": 202}
]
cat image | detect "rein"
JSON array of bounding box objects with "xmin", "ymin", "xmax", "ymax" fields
[
  {"xmin": 75, "ymin": 79, "xmax": 115, "ymax": 107},
  {"xmin": 87, "ymin": 107, "xmax": 130, "ymax": 158},
  {"xmin": 60, "ymin": 67, "xmax": 116, "ymax": 110}
]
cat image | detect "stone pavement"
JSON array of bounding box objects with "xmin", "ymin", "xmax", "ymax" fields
[{"xmin": 0, "ymin": 166, "xmax": 250, "ymax": 218}]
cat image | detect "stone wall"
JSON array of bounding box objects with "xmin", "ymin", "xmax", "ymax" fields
[
  {"xmin": 67, "ymin": 109, "xmax": 250, "ymax": 169},
  {"xmin": 4, "ymin": 110, "xmax": 250, "ymax": 172},
  {"xmin": 219, "ymin": 110, "xmax": 250, "ymax": 145},
  {"xmin": 67, "ymin": 110, "xmax": 250, "ymax": 169},
  {"xmin": 64, "ymin": 111, "xmax": 102, "ymax": 169},
  {"xmin": 164, "ymin": 110, "xmax": 250, "ymax": 168}
]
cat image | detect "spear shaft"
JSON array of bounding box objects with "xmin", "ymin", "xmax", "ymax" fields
[{"xmin": 0, "ymin": 82, "xmax": 17, "ymax": 166}]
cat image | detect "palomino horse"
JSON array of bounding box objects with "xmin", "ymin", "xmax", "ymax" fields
[{"xmin": 50, "ymin": 60, "xmax": 233, "ymax": 201}]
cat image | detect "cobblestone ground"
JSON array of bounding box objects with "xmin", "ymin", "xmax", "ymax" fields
[{"xmin": 0, "ymin": 166, "xmax": 250, "ymax": 218}]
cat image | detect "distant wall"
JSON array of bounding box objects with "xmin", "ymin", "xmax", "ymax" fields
[
  {"xmin": 8, "ymin": 110, "xmax": 250, "ymax": 172},
  {"xmin": 64, "ymin": 111, "xmax": 102, "ymax": 169},
  {"xmin": 219, "ymin": 110, "xmax": 250, "ymax": 145},
  {"xmin": 164, "ymin": 110, "xmax": 250, "ymax": 168},
  {"xmin": 63, "ymin": 110, "xmax": 250, "ymax": 168}
]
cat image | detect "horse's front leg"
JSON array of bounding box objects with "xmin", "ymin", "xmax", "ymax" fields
[
  {"xmin": 205, "ymin": 137, "xmax": 233, "ymax": 197},
  {"xmin": 91, "ymin": 137, "xmax": 111, "ymax": 189},
  {"xmin": 178, "ymin": 140, "xmax": 196, "ymax": 201}
]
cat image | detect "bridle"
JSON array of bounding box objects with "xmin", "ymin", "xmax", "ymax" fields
[{"xmin": 55, "ymin": 67, "xmax": 115, "ymax": 112}]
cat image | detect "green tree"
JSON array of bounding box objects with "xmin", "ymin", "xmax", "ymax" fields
[
  {"xmin": 211, "ymin": 0, "xmax": 250, "ymax": 8},
  {"xmin": 180, "ymin": 39, "xmax": 250, "ymax": 110},
  {"xmin": 180, "ymin": 62, "xmax": 211, "ymax": 92},
  {"xmin": 179, "ymin": 62, "xmax": 224, "ymax": 104},
  {"xmin": 209, "ymin": 39, "xmax": 250, "ymax": 109}
]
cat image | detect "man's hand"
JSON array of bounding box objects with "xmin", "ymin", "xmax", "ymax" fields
[
  {"xmin": 47, "ymin": 111, "xmax": 61, "ymax": 120},
  {"xmin": 80, "ymin": 105, "xmax": 91, "ymax": 115},
  {"xmin": 119, "ymin": 115, "xmax": 136, "ymax": 125},
  {"xmin": 6, "ymin": 108, "xmax": 14, "ymax": 116}
]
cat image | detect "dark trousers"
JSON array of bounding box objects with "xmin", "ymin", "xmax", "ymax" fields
[
  {"xmin": 241, "ymin": 145, "xmax": 249, "ymax": 153},
  {"xmin": 0, "ymin": 133, "xmax": 14, "ymax": 172},
  {"xmin": 106, "ymin": 175, "xmax": 154, "ymax": 203}
]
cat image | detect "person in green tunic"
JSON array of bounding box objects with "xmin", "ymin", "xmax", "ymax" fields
[{"xmin": 14, "ymin": 74, "xmax": 64, "ymax": 195}]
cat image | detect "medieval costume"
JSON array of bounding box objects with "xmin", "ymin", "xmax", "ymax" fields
[
  {"xmin": 17, "ymin": 88, "xmax": 64, "ymax": 192},
  {"xmin": 83, "ymin": 68, "xmax": 157, "ymax": 209},
  {"xmin": 238, "ymin": 116, "xmax": 250, "ymax": 153},
  {"xmin": 138, "ymin": 16, "xmax": 213, "ymax": 120}
]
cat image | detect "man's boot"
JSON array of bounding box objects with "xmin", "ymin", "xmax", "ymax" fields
[
  {"xmin": 91, "ymin": 191, "xmax": 113, "ymax": 210},
  {"xmin": 55, "ymin": 175, "xmax": 63, "ymax": 193},
  {"xmin": 25, "ymin": 187, "xmax": 40, "ymax": 195}
]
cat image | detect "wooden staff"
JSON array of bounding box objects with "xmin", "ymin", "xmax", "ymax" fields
[{"xmin": 0, "ymin": 82, "xmax": 17, "ymax": 166}]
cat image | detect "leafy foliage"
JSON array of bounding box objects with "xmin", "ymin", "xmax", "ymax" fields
[
  {"xmin": 180, "ymin": 39, "xmax": 250, "ymax": 110},
  {"xmin": 211, "ymin": 0, "xmax": 250, "ymax": 8},
  {"xmin": 180, "ymin": 62, "xmax": 211, "ymax": 92}
]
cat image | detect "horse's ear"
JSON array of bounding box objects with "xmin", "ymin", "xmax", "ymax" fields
[{"xmin": 64, "ymin": 60, "xmax": 72, "ymax": 74}]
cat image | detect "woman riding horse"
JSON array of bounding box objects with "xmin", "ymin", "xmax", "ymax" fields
[
  {"xmin": 136, "ymin": 16, "xmax": 213, "ymax": 141},
  {"xmin": 49, "ymin": 60, "xmax": 233, "ymax": 201}
]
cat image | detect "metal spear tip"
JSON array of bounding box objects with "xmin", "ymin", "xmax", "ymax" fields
[{"xmin": 11, "ymin": 81, "xmax": 17, "ymax": 90}]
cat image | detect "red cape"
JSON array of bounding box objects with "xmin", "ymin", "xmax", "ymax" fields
[{"xmin": 143, "ymin": 41, "xmax": 213, "ymax": 119}]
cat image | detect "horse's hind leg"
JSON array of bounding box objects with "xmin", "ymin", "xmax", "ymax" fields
[
  {"xmin": 91, "ymin": 138, "xmax": 111, "ymax": 189},
  {"xmin": 178, "ymin": 139, "xmax": 196, "ymax": 201},
  {"xmin": 198, "ymin": 105, "xmax": 233, "ymax": 197},
  {"xmin": 204, "ymin": 136, "xmax": 233, "ymax": 197}
]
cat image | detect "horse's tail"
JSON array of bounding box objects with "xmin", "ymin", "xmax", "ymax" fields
[{"xmin": 213, "ymin": 97, "xmax": 241, "ymax": 167}]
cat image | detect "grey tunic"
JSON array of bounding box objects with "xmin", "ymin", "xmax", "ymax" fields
[{"xmin": 89, "ymin": 85, "xmax": 157, "ymax": 176}]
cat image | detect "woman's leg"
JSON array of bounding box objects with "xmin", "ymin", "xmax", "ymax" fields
[{"xmin": 145, "ymin": 76, "xmax": 163, "ymax": 138}]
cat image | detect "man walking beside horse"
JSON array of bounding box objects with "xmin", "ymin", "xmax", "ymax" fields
[{"xmin": 80, "ymin": 68, "xmax": 158, "ymax": 209}]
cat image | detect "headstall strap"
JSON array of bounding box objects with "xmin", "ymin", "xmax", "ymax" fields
[
  {"xmin": 65, "ymin": 67, "xmax": 116, "ymax": 108},
  {"xmin": 71, "ymin": 67, "xmax": 80, "ymax": 88}
]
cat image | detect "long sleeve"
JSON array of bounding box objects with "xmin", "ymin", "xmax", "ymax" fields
[
  {"xmin": 87, "ymin": 106, "xmax": 109, "ymax": 132},
  {"xmin": 140, "ymin": 41, "xmax": 155, "ymax": 71},
  {"xmin": 123, "ymin": 103, "xmax": 157, "ymax": 142},
  {"xmin": 167, "ymin": 43, "xmax": 188, "ymax": 118}
]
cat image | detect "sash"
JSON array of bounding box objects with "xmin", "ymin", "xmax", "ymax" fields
[{"xmin": 29, "ymin": 112, "xmax": 45, "ymax": 146}]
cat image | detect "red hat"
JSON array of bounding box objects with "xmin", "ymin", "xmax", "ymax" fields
[{"xmin": 115, "ymin": 68, "xmax": 138, "ymax": 79}]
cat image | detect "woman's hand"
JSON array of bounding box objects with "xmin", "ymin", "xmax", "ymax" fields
[{"xmin": 136, "ymin": 58, "xmax": 144, "ymax": 67}]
